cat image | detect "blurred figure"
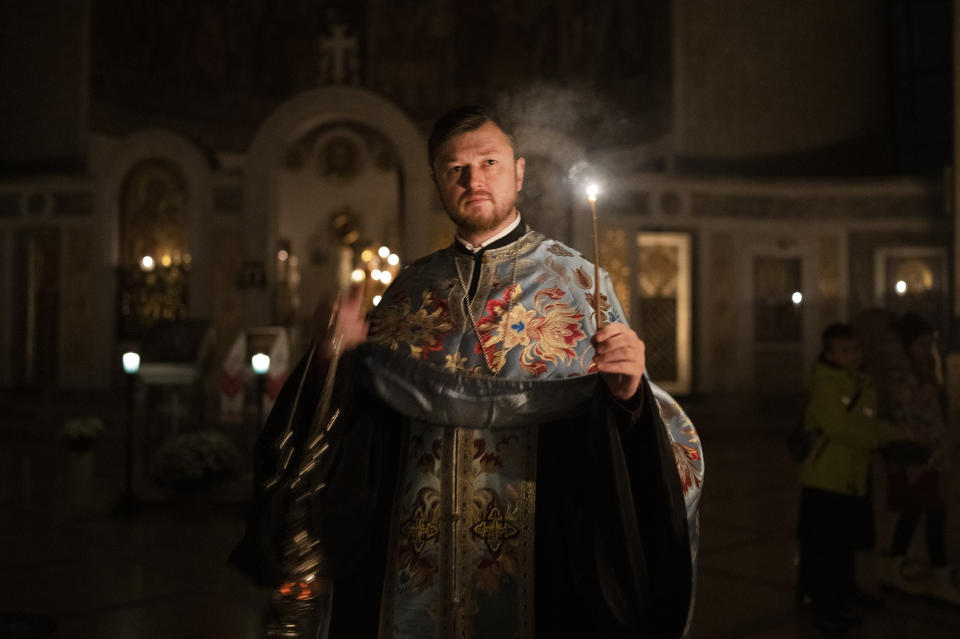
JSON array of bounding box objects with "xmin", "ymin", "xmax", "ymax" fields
[
  {"xmin": 880, "ymin": 312, "xmax": 960, "ymax": 605},
  {"xmin": 796, "ymin": 323, "xmax": 902, "ymax": 636}
]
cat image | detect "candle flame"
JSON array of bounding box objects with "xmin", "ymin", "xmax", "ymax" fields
[{"xmin": 586, "ymin": 183, "xmax": 599, "ymax": 202}]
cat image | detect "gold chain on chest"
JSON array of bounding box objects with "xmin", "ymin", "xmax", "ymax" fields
[{"xmin": 453, "ymin": 246, "xmax": 520, "ymax": 375}]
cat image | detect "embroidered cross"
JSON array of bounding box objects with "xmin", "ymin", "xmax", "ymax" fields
[
  {"xmin": 400, "ymin": 507, "xmax": 439, "ymax": 553},
  {"xmin": 470, "ymin": 506, "xmax": 519, "ymax": 554}
]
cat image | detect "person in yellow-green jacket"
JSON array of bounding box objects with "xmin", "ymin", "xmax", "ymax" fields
[{"xmin": 795, "ymin": 322, "xmax": 903, "ymax": 637}]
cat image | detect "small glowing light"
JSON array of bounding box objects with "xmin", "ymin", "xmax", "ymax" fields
[
  {"xmin": 371, "ymin": 269, "xmax": 382, "ymax": 281},
  {"xmin": 350, "ymin": 268, "xmax": 366, "ymax": 282},
  {"xmin": 387, "ymin": 253, "xmax": 400, "ymax": 266},
  {"xmin": 278, "ymin": 249, "xmax": 289, "ymax": 261},
  {"xmin": 122, "ymin": 351, "xmax": 141, "ymax": 375},
  {"xmin": 140, "ymin": 256, "xmax": 155, "ymax": 271},
  {"xmin": 372, "ymin": 295, "xmax": 382, "ymax": 306},
  {"xmin": 378, "ymin": 246, "xmax": 390, "ymax": 258},
  {"xmin": 791, "ymin": 291, "xmax": 803, "ymax": 306},
  {"xmin": 251, "ymin": 352, "xmax": 271, "ymax": 375},
  {"xmin": 380, "ymin": 271, "xmax": 392, "ymax": 284},
  {"xmin": 183, "ymin": 254, "xmax": 192, "ymax": 265},
  {"xmin": 586, "ymin": 183, "xmax": 599, "ymax": 202},
  {"xmin": 895, "ymin": 280, "xmax": 908, "ymax": 296},
  {"xmin": 360, "ymin": 249, "xmax": 374, "ymax": 262},
  {"xmin": 160, "ymin": 254, "xmax": 172, "ymax": 268}
]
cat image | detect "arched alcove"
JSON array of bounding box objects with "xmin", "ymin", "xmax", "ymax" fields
[
  {"xmin": 100, "ymin": 129, "xmax": 215, "ymax": 330},
  {"xmin": 243, "ymin": 87, "xmax": 434, "ymax": 328}
]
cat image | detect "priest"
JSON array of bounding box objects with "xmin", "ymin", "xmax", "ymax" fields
[{"xmin": 232, "ymin": 105, "xmax": 703, "ymax": 639}]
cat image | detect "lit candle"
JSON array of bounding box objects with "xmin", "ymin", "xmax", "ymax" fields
[{"xmin": 586, "ymin": 183, "xmax": 603, "ymax": 330}]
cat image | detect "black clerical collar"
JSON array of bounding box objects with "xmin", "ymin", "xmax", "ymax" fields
[{"xmin": 454, "ymin": 218, "xmax": 527, "ymax": 256}]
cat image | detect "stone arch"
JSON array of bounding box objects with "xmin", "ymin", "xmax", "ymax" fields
[
  {"xmin": 243, "ymin": 87, "xmax": 433, "ymax": 325},
  {"xmin": 99, "ymin": 129, "xmax": 215, "ymax": 322}
]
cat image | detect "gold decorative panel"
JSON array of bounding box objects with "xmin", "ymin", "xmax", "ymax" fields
[
  {"xmin": 636, "ymin": 232, "xmax": 692, "ymax": 394},
  {"xmin": 603, "ymin": 228, "xmax": 631, "ymax": 322},
  {"xmin": 117, "ymin": 158, "xmax": 190, "ymax": 337}
]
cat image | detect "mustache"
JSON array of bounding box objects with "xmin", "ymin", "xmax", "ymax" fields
[{"xmin": 459, "ymin": 190, "xmax": 493, "ymax": 205}]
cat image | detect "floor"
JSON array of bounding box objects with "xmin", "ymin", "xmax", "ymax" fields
[{"xmin": 2, "ymin": 389, "xmax": 959, "ymax": 638}]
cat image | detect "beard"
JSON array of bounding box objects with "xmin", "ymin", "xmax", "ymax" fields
[{"xmin": 442, "ymin": 189, "xmax": 518, "ymax": 237}]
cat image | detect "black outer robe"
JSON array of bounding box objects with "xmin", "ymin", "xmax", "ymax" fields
[{"xmin": 231, "ymin": 343, "xmax": 693, "ymax": 638}]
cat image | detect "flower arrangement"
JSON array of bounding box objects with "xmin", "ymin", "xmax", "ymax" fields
[
  {"xmin": 60, "ymin": 417, "xmax": 105, "ymax": 452},
  {"xmin": 152, "ymin": 430, "xmax": 242, "ymax": 493}
]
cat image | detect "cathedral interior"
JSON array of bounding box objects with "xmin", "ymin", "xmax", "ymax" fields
[{"xmin": 2, "ymin": 1, "xmax": 960, "ymax": 637}]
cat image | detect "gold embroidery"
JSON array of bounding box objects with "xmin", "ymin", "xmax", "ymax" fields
[
  {"xmin": 444, "ymin": 352, "xmax": 468, "ymax": 371},
  {"xmin": 401, "ymin": 507, "xmax": 440, "ymax": 554},
  {"xmin": 470, "ymin": 506, "xmax": 519, "ymax": 555},
  {"xmin": 368, "ymin": 290, "xmax": 455, "ymax": 359}
]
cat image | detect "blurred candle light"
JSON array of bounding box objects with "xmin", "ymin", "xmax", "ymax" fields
[
  {"xmin": 361, "ymin": 249, "xmax": 374, "ymax": 262},
  {"xmin": 791, "ymin": 291, "xmax": 803, "ymax": 306},
  {"xmin": 371, "ymin": 269, "xmax": 382, "ymax": 281},
  {"xmin": 895, "ymin": 280, "xmax": 908, "ymax": 296},
  {"xmin": 350, "ymin": 268, "xmax": 366, "ymax": 283},
  {"xmin": 378, "ymin": 246, "xmax": 390, "ymax": 259},
  {"xmin": 387, "ymin": 253, "xmax": 400, "ymax": 266},
  {"xmin": 381, "ymin": 271, "xmax": 392, "ymax": 284},
  {"xmin": 140, "ymin": 256, "xmax": 155, "ymax": 272},
  {"xmin": 373, "ymin": 295, "xmax": 382, "ymax": 306}
]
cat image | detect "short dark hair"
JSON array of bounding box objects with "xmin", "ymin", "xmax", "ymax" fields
[
  {"xmin": 427, "ymin": 105, "xmax": 517, "ymax": 169},
  {"xmin": 821, "ymin": 322, "xmax": 855, "ymax": 352}
]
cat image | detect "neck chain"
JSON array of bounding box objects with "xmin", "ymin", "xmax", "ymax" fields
[{"xmin": 453, "ymin": 244, "xmax": 520, "ymax": 374}]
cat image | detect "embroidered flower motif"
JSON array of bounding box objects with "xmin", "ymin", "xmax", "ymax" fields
[
  {"xmin": 544, "ymin": 255, "xmax": 571, "ymax": 284},
  {"xmin": 475, "ymin": 285, "xmax": 587, "ymax": 376},
  {"xmin": 472, "ymin": 438, "xmax": 503, "ymax": 472},
  {"xmin": 369, "ymin": 290, "xmax": 455, "ymax": 359},
  {"xmin": 574, "ymin": 266, "xmax": 592, "ymax": 290},
  {"xmin": 546, "ymin": 242, "xmax": 575, "ymax": 257},
  {"xmin": 673, "ymin": 442, "xmax": 703, "ymax": 496},
  {"xmin": 585, "ymin": 291, "xmax": 612, "ymax": 325}
]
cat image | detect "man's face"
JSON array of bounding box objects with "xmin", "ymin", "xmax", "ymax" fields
[
  {"xmin": 826, "ymin": 337, "xmax": 862, "ymax": 371},
  {"xmin": 432, "ymin": 121, "xmax": 525, "ymax": 241}
]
